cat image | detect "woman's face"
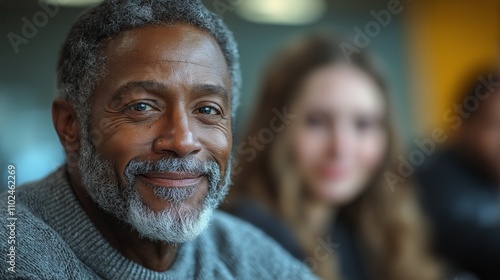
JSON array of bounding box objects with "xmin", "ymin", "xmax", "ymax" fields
[{"xmin": 291, "ymin": 64, "xmax": 388, "ymax": 206}]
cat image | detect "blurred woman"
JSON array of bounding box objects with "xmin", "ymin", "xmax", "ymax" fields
[{"xmin": 225, "ymin": 32, "xmax": 444, "ymax": 280}]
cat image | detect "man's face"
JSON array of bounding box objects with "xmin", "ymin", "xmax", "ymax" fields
[
  {"xmin": 78, "ymin": 24, "xmax": 232, "ymax": 243},
  {"xmin": 465, "ymin": 91, "xmax": 500, "ymax": 182}
]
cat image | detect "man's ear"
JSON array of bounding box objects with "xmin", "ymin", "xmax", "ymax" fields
[{"xmin": 52, "ymin": 97, "xmax": 81, "ymax": 154}]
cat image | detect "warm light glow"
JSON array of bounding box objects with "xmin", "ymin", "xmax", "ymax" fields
[
  {"xmin": 236, "ymin": 0, "xmax": 326, "ymax": 25},
  {"xmin": 42, "ymin": 0, "xmax": 103, "ymax": 7}
]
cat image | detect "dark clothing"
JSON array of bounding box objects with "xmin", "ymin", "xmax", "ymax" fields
[
  {"xmin": 415, "ymin": 148, "xmax": 500, "ymax": 280},
  {"xmin": 227, "ymin": 199, "xmax": 371, "ymax": 280}
]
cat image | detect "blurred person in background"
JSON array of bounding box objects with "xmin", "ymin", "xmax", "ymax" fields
[
  {"xmin": 415, "ymin": 66, "xmax": 500, "ymax": 280},
  {"xmin": 224, "ymin": 32, "xmax": 444, "ymax": 280}
]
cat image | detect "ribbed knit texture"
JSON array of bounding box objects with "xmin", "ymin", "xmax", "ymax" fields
[{"xmin": 0, "ymin": 167, "xmax": 317, "ymax": 279}]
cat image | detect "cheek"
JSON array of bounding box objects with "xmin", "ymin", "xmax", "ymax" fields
[
  {"xmin": 294, "ymin": 129, "xmax": 326, "ymax": 174},
  {"xmin": 198, "ymin": 126, "xmax": 232, "ymax": 170},
  {"xmin": 94, "ymin": 122, "xmax": 156, "ymax": 178},
  {"xmin": 356, "ymin": 132, "xmax": 387, "ymax": 174}
]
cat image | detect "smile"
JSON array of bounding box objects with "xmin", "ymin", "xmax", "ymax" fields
[{"xmin": 138, "ymin": 172, "xmax": 204, "ymax": 188}]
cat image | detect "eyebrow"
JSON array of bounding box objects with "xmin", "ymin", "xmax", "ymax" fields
[
  {"xmin": 111, "ymin": 80, "xmax": 230, "ymax": 105},
  {"xmin": 192, "ymin": 83, "xmax": 229, "ymax": 105},
  {"xmin": 111, "ymin": 80, "xmax": 168, "ymax": 103}
]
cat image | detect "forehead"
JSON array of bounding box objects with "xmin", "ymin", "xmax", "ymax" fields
[
  {"xmin": 99, "ymin": 24, "xmax": 230, "ymax": 91},
  {"xmin": 299, "ymin": 65, "xmax": 384, "ymax": 113}
]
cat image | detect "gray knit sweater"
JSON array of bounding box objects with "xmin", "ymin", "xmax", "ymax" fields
[{"xmin": 0, "ymin": 167, "xmax": 316, "ymax": 279}]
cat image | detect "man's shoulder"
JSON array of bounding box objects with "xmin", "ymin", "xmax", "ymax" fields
[
  {"xmin": 196, "ymin": 211, "xmax": 317, "ymax": 279},
  {"xmin": 0, "ymin": 179, "xmax": 48, "ymax": 224},
  {"xmin": 209, "ymin": 210, "xmax": 283, "ymax": 248},
  {"xmin": 1, "ymin": 170, "xmax": 62, "ymax": 210},
  {"xmin": 211, "ymin": 210, "xmax": 267, "ymax": 236},
  {"xmin": 0, "ymin": 203, "xmax": 95, "ymax": 279},
  {"xmin": 0, "ymin": 176, "xmax": 96, "ymax": 279}
]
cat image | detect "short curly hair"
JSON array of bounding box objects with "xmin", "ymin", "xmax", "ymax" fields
[{"xmin": 57, "ymin": 0, "xmax": 241, "ymax": 129}]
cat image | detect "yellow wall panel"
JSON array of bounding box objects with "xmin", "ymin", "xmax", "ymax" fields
[{"xmin": 406, "ymin": 0, "xmax": 499, "ymax": 133}]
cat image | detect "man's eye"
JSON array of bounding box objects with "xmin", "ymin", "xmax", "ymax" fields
[
  {"xmin": 130, "ymin": 103, "xmax": 154, "ymax": 112},
  {"xmin": 197, "ymin": 106, "xmax": 220, "ymax": 115}
]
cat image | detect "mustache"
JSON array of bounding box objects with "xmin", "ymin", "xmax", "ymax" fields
[{"xmin": 124, "ymin": 157, "xmax": 220, "ymax": 186}]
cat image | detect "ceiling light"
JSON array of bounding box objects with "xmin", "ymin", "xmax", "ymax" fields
[
  {"xmin": 41, "ymin": 0, "xmax": 103, "ymax": 7},
  {"xmin": 236, "ymin": 0, "xmax": 326, "ymax": 25}
]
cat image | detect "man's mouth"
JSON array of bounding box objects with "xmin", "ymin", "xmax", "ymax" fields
[{"xmin": 138, "ymin": 172, "xmax": 204, "ymax": 188}]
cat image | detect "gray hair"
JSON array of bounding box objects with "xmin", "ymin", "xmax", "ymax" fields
[{"xmin": 56, "ymin": 0, "xmax": 241, "ymax": 131}]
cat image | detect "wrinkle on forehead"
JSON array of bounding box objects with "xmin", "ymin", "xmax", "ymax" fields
[
  {"xmin": 97, "ymin": 24, "xmax": 232, "ymax": 93},
  {"xmin": 103, "ymin": 24, "xmax": 229, "ymax": 78},
  {"xmin": 145, "ymin": 59, "xmax": 221, "ymax": 72}
]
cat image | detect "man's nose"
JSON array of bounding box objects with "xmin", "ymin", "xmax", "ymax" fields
[{"xmin": 152, "ymin": 108, "xmax": 202, "ymax": 158}]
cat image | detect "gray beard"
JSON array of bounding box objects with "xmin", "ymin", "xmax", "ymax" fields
[
  {"xmin": 153, "ymin": 186, "xmax": 197, "ymax": 204},
  {"xmin": 77, "ymin": 131, "xmax": 231, "ymax": 244}
]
